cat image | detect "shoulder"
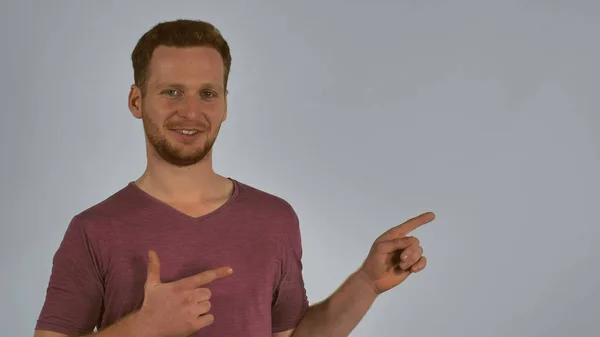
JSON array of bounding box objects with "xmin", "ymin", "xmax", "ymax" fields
[
  {"xmin": 233, "ymin": 179, "xmax": 299, "ymax": 222},
  {"xmin": 65, "ymin": 183, "xmax": 142, "ymax": 234},
  {"xmin": 231, "ymin": 179, "xmax": 302, "ymax": 240}
]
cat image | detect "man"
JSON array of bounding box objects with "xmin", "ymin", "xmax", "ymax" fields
[{"xmin": 34, "ymin": 19, "xmax": 433, "ymax": 337}]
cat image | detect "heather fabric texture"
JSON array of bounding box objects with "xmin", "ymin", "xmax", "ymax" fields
[{"xmin": 35, "ymin": 179, "xmax": 309, "ymax": 336}]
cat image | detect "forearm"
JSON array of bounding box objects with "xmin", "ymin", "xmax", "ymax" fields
[{"xmin": 292, "ymin": 271, "xmax": 378, "ymax": 337}]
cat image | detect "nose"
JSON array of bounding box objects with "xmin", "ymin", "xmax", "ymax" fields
[{"xmin": 177, "ymin": 95, "xmax": 203, "ymax": 119}]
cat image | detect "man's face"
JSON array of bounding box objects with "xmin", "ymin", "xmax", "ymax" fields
[{"xmin": 130, "ymin": 46, "xmax": 227, "ymax": 167}]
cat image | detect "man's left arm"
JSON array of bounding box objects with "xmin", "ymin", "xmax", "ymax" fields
[
  {"xmin": 273, "ymin": 270, "xmax": 380, "ymax": 337},
  {"xmin": 274, "ymin": 212, "xmax": 435, "ymax": 337}
]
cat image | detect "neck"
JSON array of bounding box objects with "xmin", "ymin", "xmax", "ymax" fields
[{"xmin": 135, "ymin": 148, "xmax": 227, "ymax": 202}]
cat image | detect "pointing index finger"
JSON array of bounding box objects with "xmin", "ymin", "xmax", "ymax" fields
[
  {"xmin": 175, "ymin": 266, "xmax": 233, "ymax": 290},
  {"xmin": 384, "ymin": 212, "xmax": 435, "ymax": 239}
]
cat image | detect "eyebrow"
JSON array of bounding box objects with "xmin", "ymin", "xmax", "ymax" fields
[{"xmin": 155, "ymin": 82, "xmax": 224, "ymax": 92}]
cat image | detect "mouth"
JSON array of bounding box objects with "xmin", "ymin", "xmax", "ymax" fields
[
  {"xmin": 168, "ymin": 128, "xmax": 204, "ymax": 143},
  {"xmin": 174, "ymin": 129, "xmax": 200, "ymax": 135}
]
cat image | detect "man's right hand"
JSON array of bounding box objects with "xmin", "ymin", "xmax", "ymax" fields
[
  {"xmin": 137, "ymin": 250, "xmax": 233, "ymax": 337},
  {"xmin": 33, "ymin": 250, "xmax": 232, "ymax": 337}
]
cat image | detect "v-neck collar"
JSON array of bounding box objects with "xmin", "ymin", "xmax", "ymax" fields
[{"xmin": 127, "ymin": 177, "xmax": 240, "ymax": 221}]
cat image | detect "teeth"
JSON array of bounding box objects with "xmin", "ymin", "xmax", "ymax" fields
[{"xmin": 177, "ymin": 130, "xmax": 198, "ymax": 135}]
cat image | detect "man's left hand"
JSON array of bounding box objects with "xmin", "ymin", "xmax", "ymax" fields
[{"xmin": 357, "ymin": 212, "xmax": 435, "ymax": 295}]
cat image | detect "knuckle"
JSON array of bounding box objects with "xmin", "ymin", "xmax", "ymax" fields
[
  {"xmin": 200, "ymin": 272, "xmax": 211, "ymax": 281},
  {"xmin": 204, "ymin": 313, "xmax": 215, "ymax": 325},
  {"xmin": 171, "ymin": 283, "xmax": 184, "ymax": 293},
  {"xmin": 186, "ymin": 318, "xmax": 200, "ymax": 332},
  {"xmin": 194, "ymin": 314, "xmax": 214, "ymax": 330},
  {"xmin": 202, "ymin": 270, "xmax": 216, "ymax": 281},
  {"xmin": 201, "ymin": 300, "xmax": 212, "ymax": 312},
  {"xmin": 398, "ymin": 237, "xmax": 412, "ymax": 246},
  {"xmin": 195, "ymin": 288, "xmax": 211, "ymax": 301}
]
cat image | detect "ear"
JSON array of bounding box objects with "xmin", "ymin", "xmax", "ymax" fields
[{"xmin": 128, "ymin": 85, "xmax": 143, "ymax": 119}]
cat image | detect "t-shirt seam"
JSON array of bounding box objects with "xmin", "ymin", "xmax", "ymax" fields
[
  {"xmin": 35, "ymin": 320, "xmax": 89, "ymax": 335},
  {"xmin": 75, "ymin": 214, "xmax": 107, "ymax": 295},
  {"xmin": 276, "ymin": 201, "xmax": 299, "ymax": 283},
  {"xmin": 271, "ymin": 307, "xmax": 309, "ymax": 331}
]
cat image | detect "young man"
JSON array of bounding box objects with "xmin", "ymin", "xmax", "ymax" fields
[{"xmin": 33, "ymin": 19, "xmax": 434, "ymax": 337}]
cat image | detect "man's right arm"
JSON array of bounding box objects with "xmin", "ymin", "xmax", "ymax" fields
[
  {"xmin": 33, "ymin": 331, "xmax": 67, "ymax": 337},
  {"xmin": 35, "ymin": 237, "xmax": 230, "ymax": 337},
  {"xmin": 34, "ymin": 310, "xmax": 154, "ymax": 337},
  {"xmin": 35, "ymin": 211, "xmax": 230, "ymax": 337},
  {"xmin": 34, "ymin": 216, "xmax": 106, "ymax": 336}
]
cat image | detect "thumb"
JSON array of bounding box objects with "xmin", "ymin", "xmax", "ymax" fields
[
  {"xmin": 375, "ymin": 237, "xmax": 415, "ymax": 254},
  {"xmin": 146, "ymin": 250, "xmax": 161, "ymax": 286}
]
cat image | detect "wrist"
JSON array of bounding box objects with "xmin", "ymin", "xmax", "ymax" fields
[
  {"xmin": 123, "ymin": 308, "xmax": 161, "ymax": 337},
  {"xmin": 352, "ymin": 269, "xmax": 380, "ymax": 298}
]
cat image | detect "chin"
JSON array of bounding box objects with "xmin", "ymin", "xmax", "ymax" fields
[{"xmin": 161, "ymin": 152, "xmax": 209, "ymax": 167}]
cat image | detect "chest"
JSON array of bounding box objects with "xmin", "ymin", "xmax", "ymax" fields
[{"xmin": 99, "ymin": 222, "xmax": 283, "ymax": 329}]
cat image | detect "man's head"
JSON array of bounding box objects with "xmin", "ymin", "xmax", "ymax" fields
[{"xmin": 128, "ymin": 19, "xmax": 231, "ymax": 167}]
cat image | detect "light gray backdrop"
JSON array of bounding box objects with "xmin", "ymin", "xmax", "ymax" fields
[{"xmin": 1, "ymin": 1, "xmax": 599, "ymax": 336}]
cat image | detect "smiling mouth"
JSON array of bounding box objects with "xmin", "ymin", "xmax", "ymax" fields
[{"xmin": 175, "ymin": 129, "xmax": 199, "ymax": 135}]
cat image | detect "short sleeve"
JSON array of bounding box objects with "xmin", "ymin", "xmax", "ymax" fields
[
  {"xmin": 271, "ymin": 206, "xmax": 309, "ymax": 333},
  {"xmin": 35, "ymin": 215, "xmax": 104, "ymax": 335}
]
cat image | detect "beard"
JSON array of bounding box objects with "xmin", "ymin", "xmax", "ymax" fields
[{"xmin": 142, "ymin": 112, "xmax": 221, "ymax": 167}]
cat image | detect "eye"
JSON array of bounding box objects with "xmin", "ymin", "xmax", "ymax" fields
[
  {"xmin": 201, "ymin": 90, "xmax": 217, "ymax": 99},
  {"xmin": 163, "ymin": 89, "xmax": 181, "ymax": 97}
]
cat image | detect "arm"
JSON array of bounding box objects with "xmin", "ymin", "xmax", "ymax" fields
[
  {"xmin": 34, "ymin": 311, "xmax": 156, "ymax": 337},
  {"xmin": 34, "ymin": 216, "xmax": 104, "ymax": 336},
  {"xmin": 275, "ymin": 212, "xmax": 434, "ymax": 337},
  {"xmin": 34, "ymin": 215, "xmax": 149, "ymax": 337},
  {"xmin": 275, "ymin": 271, "xmax": 377, "ymax": 337},
  {"xmin": 33, "ymin": 331, "xmax": 67, "ymax": 337},
  {"xmin": 35, "ymin": 245, "xmax": 229, "ymax": 337},
  {"xmin": 270, "ymin": 207, "xmax": 379, "ymax": 337}
]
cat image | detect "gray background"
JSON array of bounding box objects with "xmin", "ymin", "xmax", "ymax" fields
[{"xmin": 1, "ymin": 0, "xmax": 599, "ymax": 336}]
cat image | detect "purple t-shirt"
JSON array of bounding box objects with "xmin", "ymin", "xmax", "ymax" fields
[{"xmin": 35, "ymin": 179, "xmax": 309, "ymax": 336}]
